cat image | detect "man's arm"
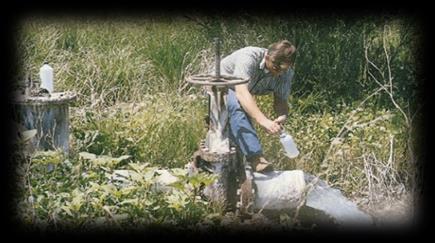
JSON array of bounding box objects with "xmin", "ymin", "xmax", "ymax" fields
[
  {"xmin": 273, "ymin": 96, "xmax": 289, "ymax": 119},
  {"xmin": 234, "ymin": 84, "xmax": 281, "ymax": 134}
]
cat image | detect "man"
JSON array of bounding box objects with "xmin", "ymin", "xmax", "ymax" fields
[{"xmin": 222, "ymin": 40, "xmax": 296, "ymax": 172}]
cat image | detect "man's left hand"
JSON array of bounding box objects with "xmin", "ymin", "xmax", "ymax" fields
[{"xmin": 274, "ymin": 115, "xmax": 287, "ymax": 125}]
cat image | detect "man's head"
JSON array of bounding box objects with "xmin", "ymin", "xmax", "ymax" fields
[{"xmin": 265, "ymin": 40, "xmax": 296, "ymax": 76}]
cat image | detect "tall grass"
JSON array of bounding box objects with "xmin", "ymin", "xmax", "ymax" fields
[
  {"xmin": 17, "ymin": 15, "xmax": 418, "ymax": 107},
  {"xmin": 17, "ymin": 16, "xmax": 208, "ymax": 108},
  {"xmin": 71, "ymin": 92, "xmax": 207, "ymax": 168}
]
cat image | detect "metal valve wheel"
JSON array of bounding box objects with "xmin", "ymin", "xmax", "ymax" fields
[
  {"xmin": 186, "ymin": 37, "xmax": 249, "ymax": 87},
  {"xmin": 186, "ymin": 74, "xmax": 248, "ymax": 87}
]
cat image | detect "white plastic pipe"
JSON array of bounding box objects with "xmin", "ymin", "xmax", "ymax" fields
[{"xmin": 253, "ymin": 170, "xmax": 306, "ymax": 210}]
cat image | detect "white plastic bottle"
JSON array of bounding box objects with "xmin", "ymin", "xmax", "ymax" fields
[
  {"xmin": 39, "ymin": 62, "xmax": 54, "ymax": 93},
  {"xmin": 280, "ymin": 130, "xmax": 300, "ymax": 158}
]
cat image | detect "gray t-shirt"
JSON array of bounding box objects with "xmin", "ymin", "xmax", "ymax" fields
[{"xmin": 219, "ymin": 46, "xmax": 294, "ymax": 100}]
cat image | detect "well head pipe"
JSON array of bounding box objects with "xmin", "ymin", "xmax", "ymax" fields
[{"xmin": 214, "ymin": 37, "xmax": 221, "ymax": 78}]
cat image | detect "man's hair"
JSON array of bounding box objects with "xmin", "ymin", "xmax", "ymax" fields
[{"xmin": 267, "ymin": 40, "xmax": 296, "ymax": 65}]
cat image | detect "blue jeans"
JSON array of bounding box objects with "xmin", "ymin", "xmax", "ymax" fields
[{"xmin": 227, "ymin": 89, "xmax": 263, "ymax": 159}]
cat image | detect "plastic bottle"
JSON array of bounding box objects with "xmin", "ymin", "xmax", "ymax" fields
[
  {"xmin": 279, "ymin": 130, "xmax": 300, "ymax": 158},
  {"xmin": 39, "ymin": 62, "xmax": 54, "ymax": 93}
]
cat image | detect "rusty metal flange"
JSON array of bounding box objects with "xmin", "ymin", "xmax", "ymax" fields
[
  {"xmin": 236, "ymin": 165, "xmax": 256, "ymax": 217},
  {"xmin": 198, "ymin": 147, "xmax": 237, "ymax": 162},
  {"xmin": 197, "ymin": 139, "xmax": 237, "ymax": 162}
]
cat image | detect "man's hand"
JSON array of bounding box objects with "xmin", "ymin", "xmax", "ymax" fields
[
  {"xmin": 274, "ymin": 115, "xmax": 287, "ymax": 125},
  {"xmin": 259, "ymin": 118, "xmax": 281, "ymax": 134},
  {"xmin": 264, "ymin": 115, "xmax": 287, "ymax": 134},
  {"xmin": 234, "ymin": 84, "xmax": 284, "ymax": 135}
]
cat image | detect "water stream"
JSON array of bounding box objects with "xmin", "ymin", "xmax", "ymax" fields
[{"xmin": 303, "ymin": 173, "xmax": 373, "ymax": 226}]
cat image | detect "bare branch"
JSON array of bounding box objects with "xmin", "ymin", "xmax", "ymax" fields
[
  {"xmin": 387, "ymin": 135, "xmax": 394, "ymax": 169},
  {"xmin": 350, "ymin": 114, "xmax": 393, "ymax": 130},
  {"xmin": 383, "ymin": 25, "xmax": 394, "ymax": 95},
  {"xmin": 364, "ymin": 44, "xmax": 386, "ymax": 81}
]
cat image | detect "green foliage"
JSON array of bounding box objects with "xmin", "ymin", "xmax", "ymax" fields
[
  {"xmin": 71, "ymin": 92, "xmax": 207, "ymax": 168},
  {"xmin": 15, "ymin": 150, "xmax": 221, "ymax": 230},
  {"xmin": 79, "ymin": 152, "xmax": 131, "ymax": 169},
  {"xmin": 256, "ymin": 98, "xmax": 411, "ymax": 196},
  {"xmin": 31, "ymin": 150, "xmax": 64, "ymax": 166}
]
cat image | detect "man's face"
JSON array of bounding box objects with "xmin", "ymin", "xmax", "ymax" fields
[{"xmin": 265, "ymin": 55, "xmax": 290, "ymax": 77}]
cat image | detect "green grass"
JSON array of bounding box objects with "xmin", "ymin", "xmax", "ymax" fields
[{"xmin": 71, "ymin": 92, "xmax": 207, "ymax": 168}]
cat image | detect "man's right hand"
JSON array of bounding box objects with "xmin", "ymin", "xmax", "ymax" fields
[{"xmin": 259, "ymin": 118, "xmax": 281, "ymax": 134}]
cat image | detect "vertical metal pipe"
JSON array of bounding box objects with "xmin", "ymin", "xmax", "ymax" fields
[{"xmin": 214, "ymin": 37, "xmax": 221, "ymax": 78}]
